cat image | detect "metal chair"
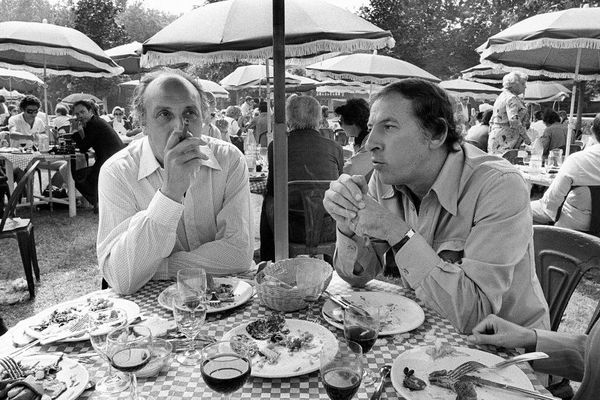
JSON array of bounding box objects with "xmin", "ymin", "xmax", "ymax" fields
[
  {"xmin": 0, "ymin": 160, "xmax": 41, "ymax": 299},
  {"xmin": 533, "ymin": 225, "xmax": 600, "ymax": 331},
  {"xmin": 288, "ymin": 180, "xmax": 336, "ymax": 263}
]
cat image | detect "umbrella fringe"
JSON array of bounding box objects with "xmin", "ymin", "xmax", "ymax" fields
[
  {"xmin": 0, "ymin": 43, "xmax": 123, "ymax": 76},
  {"xmin": 141, "ymin": 37, "xmax": 395, "ymax": 68},
  {"xmin": 483, "ymin": 37, "xmax": 600, "ymax": 54},
  {"xmin": 479, "ymin": 60, "xmax": 600, "ymax": 81}
]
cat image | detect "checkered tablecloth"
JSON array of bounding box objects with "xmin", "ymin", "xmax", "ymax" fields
[
  {"xmin": 3, "ymin": 274, "xmax": 551, "ymax": 399},
  {"xmin": 0, "ymin": 152, "xmax": 42, "ymax": 170},
  {"xmin": 250, "ymin": 177, "xmax": 267, "ymax": 195}
]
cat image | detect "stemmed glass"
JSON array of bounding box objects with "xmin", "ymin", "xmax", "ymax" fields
[
  {"xmin": 320, "ymin": 339, "xmax": 363, "ymax": 400},
  {"xmin": 87, "ymin": 310, "xmax": 130, "ymax": 394},
  {"xmin": 303, "ymin": 285, "xmax": 323, "ymax": 323},
  {"xmin": 173, "ymin": 268, "xmax": 208, "ymax": 366},
  {"xmin": 343, "ymin": 306, "xmax": 380, "ymax": 385},
  {"xmin": 200, "ymin": 340, "xmax": 252, "ymax": 400},
  {"xmin": 106, "ymin": 325, "xmax": 154, "ymax": 400}
]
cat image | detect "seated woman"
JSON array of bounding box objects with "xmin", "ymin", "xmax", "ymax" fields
[
  {"xmin": 465, "ymin": 109, "xmax": 492, "ymax": 152},
  {"xmin": 531, "ymin": 113, "xmax": 600, "ymax": 231},
  {"xmin": 538, "ymin": 110, "xmax": 570, "ymax": 157},
  {"xmin": 469, "ymin": 314, "xmax": 600, "ymax": 400},
  {"xmin": 334, "ymin": 98, "xmax": 372, "ymax": 179},
  {"xmin": 260, "ymin": 95, "xmax": 344, "ymax": 261}
]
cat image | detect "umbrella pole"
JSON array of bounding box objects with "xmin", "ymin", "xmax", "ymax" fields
[
  {"xmin": 273, "ymin": 0, "xmax": 288, "ymax": 261},
  {"xmin": 566, "ymin": 48, "xmax": 582, "ymax": 157},
  {"xmin": 43, "ymin": 55, "xmax": 50, "ymax": 133},
  {"xmin": 266, "ymin": 58, "xmax": 272, "ymax": 141}
]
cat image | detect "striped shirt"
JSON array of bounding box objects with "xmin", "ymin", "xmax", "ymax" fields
[{"xmin": 97, "ymin": 136, "xmax": 253, "ymax": 295}]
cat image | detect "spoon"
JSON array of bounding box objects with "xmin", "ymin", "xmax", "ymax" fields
[{"xmin": 370, "ymin": 364, "xmax": 391, "ymax": 400}]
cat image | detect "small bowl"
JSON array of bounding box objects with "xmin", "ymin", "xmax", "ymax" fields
[{"xmin": 135, "ymin": 338, "xmax": 173, "ymax": 378}]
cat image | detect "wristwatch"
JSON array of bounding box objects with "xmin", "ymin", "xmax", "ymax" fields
[{"xmin": 391, "ymin": 229, "xmax": 415, "ymax": 253}]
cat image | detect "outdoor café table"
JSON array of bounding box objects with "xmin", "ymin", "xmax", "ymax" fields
[
  {"xmin": 1, "ymin": 273, "xmax": 552, "ymax": 399},
  {"xmin": 0, "ymin": 151, "xmax": 85, "ymax": 217},
  {"xmin": 516, "ymin": 164, "xmax": 555, "ymax": 188}
]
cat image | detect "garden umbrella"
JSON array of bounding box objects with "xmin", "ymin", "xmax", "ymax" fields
[
  {"xmin": 439, "ymin": 79, "xmax": 501, "ymax": 101},
  {"xmin": 478, "ymin": 6, "xmax": 600, "ymax": 154},
  {"xmin": 461, "ymin": 64, "xmax": 566, "ymax": 86},
  {"xmin": 61, "ymin": 93, "xmax": 102, "ymax": 104},
  {"xmin": 119, "ymin": 79, "xmax": 229, "ymax": 99},
  {"xmin": 523, "ymin": 82, "xmax": 571, "ymax": 103},
  {"xmin": 0, "ymin": 88, "xmax": 24, "ymax": 101},
  {"xmin": 0, "ymin": 20, "xmax": 123, "ymax": 126},
  {"xmin": 306, "ymin": 53, "xmax": 440, "ymax": 84},
  {"xmin": 0, "ymin": 68, "xmax": 43, "ymax": 93},
  {"xmin": 105, "ymin": 41, "xmax": 143, "ymax": 74},
  {"xmin": 219, "ymin": 65, "xmax": 300, "ymax": 90},
  {"xmin": 141, "ymin": 0, "xmax": 395, "ymax": 260}
]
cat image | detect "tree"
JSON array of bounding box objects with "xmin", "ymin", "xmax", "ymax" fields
[
  {"xmin": 0, "ymin": 0, "xmax": 72, "ymax": 25},
  {"xmin": 72, "ymin": 0, "xmax": 129, "ymax": 49},
  {"xmin": 117, "ymin": 0, "xmax": 177, "ymax": 43}
]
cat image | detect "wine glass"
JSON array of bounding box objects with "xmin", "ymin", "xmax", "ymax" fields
[
  {"xmin": 87, "ymin": 310, "xmax": 130, "ymax": 394},
  {"xmin": 343, "ymin": 306, "xmax": 380, "ymax": 385},
  {"xmin": 303, "ymin": 284, "xmax": 323, "ymax": 323},
  {"xmin": 172, "ymin": 295, "xmax": 207, "ymax": 365},
  {"xmin": 320, "ymin": 339, "xmax": 363, "ymax": 400},
  {"xmin": 106, "ymin": 325, "xmax": 154, "ymax": 400},
  {"xmin": 201, "ymin": 340, "xmax": 252, "ymax": 400},
  {"xmin": 177, "ymin": 268, "xmax": 207, "ymax": 299}
]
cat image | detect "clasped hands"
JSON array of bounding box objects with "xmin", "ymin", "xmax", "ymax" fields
[{"xmin": 323, "ymin": 174, "xmax": 408, "ymax": 245}]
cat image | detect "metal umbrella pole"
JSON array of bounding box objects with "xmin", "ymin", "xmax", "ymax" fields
[{"xmin": 565, "ymin": 48, "xmax": 582, "ymax": 157}]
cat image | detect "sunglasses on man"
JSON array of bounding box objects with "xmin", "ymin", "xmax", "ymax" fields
[{"xmin": 25, "ymin": 108, "xmax": 39, "ymax": 114}]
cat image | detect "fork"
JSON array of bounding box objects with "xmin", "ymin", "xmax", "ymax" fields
[
  {"xmin": 323, "ymin": 291, "xmax": 370, "ymax": 317},
  {"xmin": 447, "ymin": 351, "xmax": 549, "ymax": 380},
  {"xmin": 0, "ymin": 355, "xmax": 25, "ymax": 379},
  {"xmin": 40, "ymin": 314, "xmax": 94, "ymax": 345}
]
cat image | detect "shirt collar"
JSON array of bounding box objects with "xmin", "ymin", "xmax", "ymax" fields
[
  {"xmin": 381, "ymin": 148, "xmax": 463, "ymax": 216},
  {"xmin": 137, "ymin": 136, "xmax": 222, "ymax": 181}
]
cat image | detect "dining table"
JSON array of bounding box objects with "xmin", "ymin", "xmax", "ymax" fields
[
  {"xmin": 0, "ymin": 272, "xmax": 553, "ymax": 399},
  {"xmin": 516, "ymin": 164, "xmax": 555, "ymax": 188},
  {"xmin": 0, "ymin": 150, "xmax": 86, "ymax": 217}
]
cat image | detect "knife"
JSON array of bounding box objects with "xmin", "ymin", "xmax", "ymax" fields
[{"xmin": 463, "ymin": 376, "xmax": 558, "ymax": 400}]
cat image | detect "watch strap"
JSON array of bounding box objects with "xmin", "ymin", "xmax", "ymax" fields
[{"xmin": 391, "ymin": 228, "xmax": 415, "ymax": 254}]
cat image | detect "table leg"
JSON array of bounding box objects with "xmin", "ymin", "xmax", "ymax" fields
[
  {"xmin": 66, "ymin": 162, "xmax": 76, "ymax": 217},
  {"xmin": 6, "ymin": 161, "xmax": 15, "ymax": 190}
]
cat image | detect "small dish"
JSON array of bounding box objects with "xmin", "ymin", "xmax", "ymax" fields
[{"xmin": 135, "ymin": 338, "xmax": 172, "ymax": 378}]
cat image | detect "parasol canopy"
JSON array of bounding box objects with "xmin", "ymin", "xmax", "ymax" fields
[
  {"xmin": 0, "ymin": 21, "xmax": 123, "ymax": 77},
  {"xmin": 523, "ymin": 82, "xmax": 571, "ymax": 103},
  {"xmin": 119, "ymin": 78, "xmax": 229, "ymax": 99},
  {"xmin": 306, "ymin": 53, "xmax": 440, "ymax": 84},
  {"xmin": 105, "ymin": 41, "xmax": 143, "ymax": 74},
  {"xmin": 0, "ymin": 88, "xmax": 24, "ymax": 100},
  {"xmin": 140, "ymin": 0, "xmax": 395, "ymax": 67},
  {"xmin": 439, "ymin": 79, "xmax": 501, "ymax": 101},
  {"xmin": 479, "ymin": 7, "xmax": 600, "ymax": 80},
  {"xmin": 219, "ymin": 65, "xmax": 300, "ymax": 89},
  {"xmin": 0, "ymin": 68, "xmax": 43, "ymax": 93}
]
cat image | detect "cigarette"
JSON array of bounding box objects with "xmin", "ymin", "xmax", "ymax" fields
[{"xmin": 181, "ymin": 118, "xmax": 190, "ymax": 141}]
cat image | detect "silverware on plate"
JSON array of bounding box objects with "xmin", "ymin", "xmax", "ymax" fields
[{"xmin": 370, "ymin": 365, "xmax": 391, "ymax": 400}]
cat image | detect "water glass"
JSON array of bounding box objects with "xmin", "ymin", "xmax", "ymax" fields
[
  {"xmin": 177, "ymin": 268, "xmax": 207, "ymax": 299},
  {"xmin": 320, "ymin": 339, "xmax": 363, "ymax": 400},
  {"xmin": 172, "ymin": 296, "xmax": 207, "ymax": 365}
]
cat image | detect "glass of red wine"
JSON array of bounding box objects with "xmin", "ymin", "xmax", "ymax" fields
[
  {"xmin": 200, "ymin": 340, "xmax": 252, "ymax": 399},
  {"xmin": 320, "ymin": 339, "xmax": 363, "ymax": 400},
  {"xmin": 343, "ymin": 306, "xmax": 380, "ymax": 385},
  {"xmin": 107, "ymin": 325, "xmax": 154, "ymax": 400}
]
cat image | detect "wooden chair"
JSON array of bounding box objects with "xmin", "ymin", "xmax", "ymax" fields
[
  {"xmin": 0, "ymin": 160, "xmax": 41, "ymax": 299},
  {"xmin": 533, "ymin": 225, "xmax": 600, "ymax": 331},
  {"xmin": 288, "ymin": 180, "xmax": 336, "ymax": 263}
]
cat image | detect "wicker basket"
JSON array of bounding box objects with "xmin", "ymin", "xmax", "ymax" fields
[{"xmin": 255, "ymin": 258, "xmax": 333, "ymax": 312}]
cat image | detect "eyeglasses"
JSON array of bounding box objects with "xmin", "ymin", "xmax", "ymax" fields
[
  {"xmin": 114, "ymin": 113, "xmax": 123, "ymax": 116},
  {"xmin": 25, "ymin": 108, "xmax": 39, "ymax": 114}
]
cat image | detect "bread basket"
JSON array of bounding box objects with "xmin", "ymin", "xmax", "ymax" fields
[{"xmin": 255, "ymin": 258, "xmax": 333, "ymax": 312}]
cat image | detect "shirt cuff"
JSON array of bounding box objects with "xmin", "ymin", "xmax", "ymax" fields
[
  {"xmin": 147, "ymin": 190, "xmax": 184, "ymax": 230},
  {"xmin": 394, "ymin": 233, "xmax": 439, "ymax": 287}
]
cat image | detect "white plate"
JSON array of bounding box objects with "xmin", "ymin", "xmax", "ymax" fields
[
  {"xmin": 157, "ymin": 278, "xmax": 254, "ymax": 313},
  {"xmin": 221, "ymin": 318, "xmax": 337, "ymax": 378},
  {"xmin": 17, "ymin": 354, "xmax": 90, "ymax": 400},
  {"xmin": 391, "ymin": 346, "xmax": 536, "ymax": 400},
  {"xmin": 321, "ymin": 292, "xmax": 425, "ymax": 335},
  {"xmin": 24, "ymin": 297, "xmax": 140, "ymax": 342}
]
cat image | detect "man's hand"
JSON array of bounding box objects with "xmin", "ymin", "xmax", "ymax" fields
[
  {"xmin": 467, "ymin": 314, "xmax": 537, "ymax": 349},
  {"xmin": 351, "ymin": 195, "xmax": 408, "ymax": 243},
  {"xmin": 323, "ymin": 174, "xmax": 368, "ymax": 236},
  {"xmin": 161, "ymin": 128, "xmax": 209, "ymax": 202}
]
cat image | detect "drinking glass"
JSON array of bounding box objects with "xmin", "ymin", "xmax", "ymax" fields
[
  {"xmin": 303, "ymin": 285, "xmax": 322, "ymax": 323},
  {"xmin": 106, "ymin": 325, "xmax": 154, "ymax": 400},
  {"xmin": 172, "ymin": 295, "xmax": 207, "ymax": 365},
  {"xmin": 343, "ymin": 306, "xmax": 380, "ymax": 385},
  {"xmin": 177, "ymin": 268, "xmax": 207, "ymax": 299},
  {"xmin": 201, "ymin": 340, "xmax": 252, "ymax": 399},
  {"xmin": 87, "ymin": 310, "xmax": 130, "ymax": 394},
  {"xmin": 320, "ymin": 339, "xmax": 363, "ymax": 400}
]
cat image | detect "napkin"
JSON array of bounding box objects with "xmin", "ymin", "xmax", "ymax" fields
[{"xmin": 0, "ymin": 376, "xmax": 43, "ymax": 400}]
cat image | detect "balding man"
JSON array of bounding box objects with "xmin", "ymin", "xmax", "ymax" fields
[{"xmin": 97, "ymin": 69, "xmax": 253, "ymax": 294}]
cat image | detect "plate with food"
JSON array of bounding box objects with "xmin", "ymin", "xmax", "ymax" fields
[
  {"xmin": 390, "ymin": 344, "xmax": 536, "ymax": 400},
  {"xmin": 24, "ymin": 296, "xmax": 139, "ymax": 343},
  {"xmin": 321, "ymin": 292, "xmax": 425, "ymax": 335},
  {"xmin": 158, "ymin": 277, "xmax": 254, "ymax": 313},
  {"xmin": 0, "ymin": 354, "xmax": 89, "ymax": 400},
  {"xmin": 221, "ymin": 315, "xmax": 338, "ymax": 378}
]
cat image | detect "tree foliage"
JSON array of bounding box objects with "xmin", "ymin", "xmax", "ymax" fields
[
  {"xmin": 117, "ymin": 0, "xmax": 177, "ymax": 42},
  {"xmin": 72, "ymin": 0, "xmax": 129, "ymax": 49}
]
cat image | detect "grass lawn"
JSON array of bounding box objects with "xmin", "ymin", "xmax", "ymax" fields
[{"xmin": 1, "ymin": 198, "xmax": 599, "ymax": 340}]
